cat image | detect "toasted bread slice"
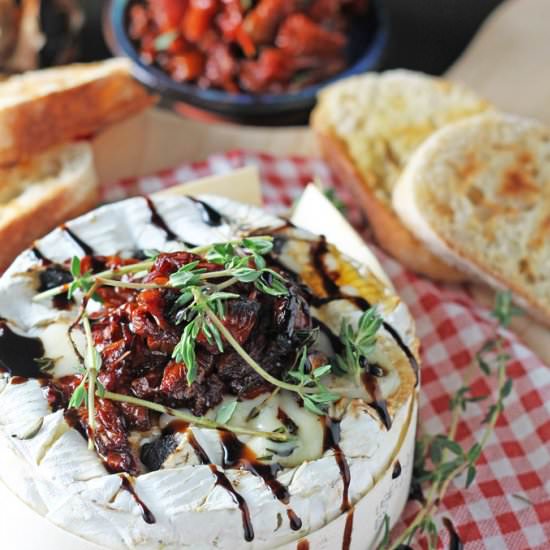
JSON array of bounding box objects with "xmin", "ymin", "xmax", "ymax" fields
[
  {"xmin": 0, "ymin": 141, "xmax": 98, "ymax": 272},
  {"xmin": 393, "ymin": 112, "xmax": 550, "ymax": 324},
  {"xmin": 311, "ymin": 69, "xmax": 492, "ymax": 281},
  {"xmin": 0, "ymin": 58, "xmax": 154, "ymax": 167}
]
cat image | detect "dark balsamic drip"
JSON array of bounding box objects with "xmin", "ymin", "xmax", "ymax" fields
[
  {"xmin": 219, "ymin": 431, "xmax": 304, "ymax": 531},
  {"xmin": 392, "ymin": 460, "xmax": 402, "ymax": 479},
  {"xmin": 314, "ymin": 318, "xmax": 344, "ymax": 354},
  {"xmin": 277, "ymin": 407, "xmax": 299, "ymax": 435},
  {"xmin": 381, "ymin": 321, "xmax": 419, "ymax": 384},
  {"xmin": 409, "ymin": 478, "xmax": 426, "ymax": 504},
  {"xmin": 120, "ymin": 476, "xmax": 156, "ymax": 524},
  {"xmin": 89, "ymin": 256, "xmax": 108, "ymax": 273},
  {"xmin": 186, "ymin": 430, "xmax": 211, "ymax": 465},
  {"xmin": 31, "ymin": 246, "xmax": 52, "ymax": 265},
  {"xmin": 163, "ymin": 420, "xmax": 212, "ymax": 464},
  {"xmin": 296, "ymin": 540, "xmax": 309, "ymax": 550},
  {"xmin": 370, "ymin": 399, "xmax": 392, "ymax": 430},
  {"xmin": 188, "ymin": 197, "xmax": 223, "ymax": 227},
  {"xmin": 287, "ymin": 508, "xmax": 302, "ymax": 531},
  {"xmin": 310, "ymin": 236, "xmax": 340, "ymax": 296},
  {"xmin": 0, "ymin": 320, "xmax": 46, "ymax": 379},
  {"xmin": 342, "ymin": 508, "xmax": 354, "ymax": 550},
  {"xmin": 219, "ymin": 431, "xmax": 290, "ymax": 503},
  {"xmin": 304, "ymin": 239, "xmax": 419, "ymax": 384},
  {"xmin": 442, "ymin": 517, "xmax": 464, "ymax": 550},
  {"xmin": 37, "ymin": 265, "xmax": 73, "ymax": 310},
  {"xmin": 163, "ymin": 420, "xmax": 189, "ymax": 434},
  {"xmin": 52, "ymin": 294, "xmax": 71, "ymax": 310},
  {"xmin": 361, "ymin": 371, "xmax": 393, "ymax": 430},
  {"xmin": 323, "ymin": 417, "xmax": 351, "ymax": 512},
  {"xmin": 61, "ymin": 224, "xmax": 94, "ymax": 255},
  {"xmin": 144, "ymin": 197, "xmax": 179, "ymax": 240},
  {"xmin": 209, "ymin": 464, "xmax": 254, "ymax": 542}
]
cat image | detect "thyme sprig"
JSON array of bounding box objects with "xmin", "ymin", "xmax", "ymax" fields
[
  {"xmin": 336, "ymin": 308, "xmax": 382, "ymax": 386},
  {"xmin": 70, "ymin": 300, "xmax": 293, "ymax": 443},
  {"xmin": 378, "ymin": 291, "xmax": 521, "ymax": 549},
  {"xmin": 61, "ymin": 235, "xmax": 318, "ymax": 445},
  {"xmin": 68, "ymin": 314, "xmax": 106, "ymax": 450},
  {"xmin": 67, "ymin": 256, "xmax": 96, "ymax": 300},
  {"xmin": 32, "ymin": 236, "xmax": 283, "ymax": 302},
  {"xmin": 201, "ymin": 294, "xmax": 339, "ymax": 412},
  {"xmin": 287, "ymin": 347, "xmax": 339, "ymax": 414}
]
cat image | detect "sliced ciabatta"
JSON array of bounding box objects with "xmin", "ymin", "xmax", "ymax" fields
[
  {"xmin": 311, "ymin": 69, "xmax": 492, "ymax": 282},
  {"xmin": 0, "ymin": 58, "xmax": 154, "ymax": 167},
  {"xmin": 0, "ymin": 141, "xmax": 98, "ymax": 271},
  {"xmin": 393, "ymin": 112, "xmax": 550, "ymax": 325}
]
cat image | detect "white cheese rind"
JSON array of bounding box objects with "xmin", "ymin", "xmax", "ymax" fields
[{"xmin": 0, "ymin": 194, "xmax": 419, "ymax": 549}]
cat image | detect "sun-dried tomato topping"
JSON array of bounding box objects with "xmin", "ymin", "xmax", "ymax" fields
[{"xmin": 47, "ymin": 250, "xmax": 313, "ymax": 474}]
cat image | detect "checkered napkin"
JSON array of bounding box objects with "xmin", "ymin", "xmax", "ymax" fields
[{"xmin": 103, "ymin": 151, "xmax": 550, "ymax": 550}]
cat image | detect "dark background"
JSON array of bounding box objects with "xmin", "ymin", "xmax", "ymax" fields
[{"xmin": 81, "ymin": 0, "xmax": 505, "ymax": 75}]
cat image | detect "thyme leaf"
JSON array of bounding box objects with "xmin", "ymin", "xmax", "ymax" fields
[
  {"xmin": 336, "ymin": 308, "xmax": 382, "ymax": 384},
  {"xmin": 216, "ymin": 400, "xmax": 239, "ymax": 424}
]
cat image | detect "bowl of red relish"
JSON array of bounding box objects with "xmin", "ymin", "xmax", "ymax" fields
[{"xmin": 105, "ymin": 0, "xmax": 388, "ymax": 124}]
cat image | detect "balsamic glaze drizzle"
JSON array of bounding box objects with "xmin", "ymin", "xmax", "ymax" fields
[
  {"xmin": 186, "ymin": 430, "xmax": 211, "ymax": 465},
  {"xmin": 277, "ymin": 407, "xmax": 299, "ymax": 435},
  {"xmin": 31, "ymin": 245, "xmax": 52, "ymax": 265},
  {"xmin": 162, "ymin": 423, "xmax": 264, "ymax": 541},
  {"xmin": 287, "ymin": 509, "xmax": 303, "ymax": 531},
  {"xmin": 342, "ymin": 508, "xmax": 354, "ymax": 550},
  {"xmin": 61, "ymin": 224, "xmax": 94, "ymax": 255},
  {"xmin": 271, "ymin": 237, "xmax": 419, "ymax": 386},
  {"xmin": 120, "ymin": 475, "xmax": 156, "ymax": 524},
  {"xmin": 219, "ymin": 432, "xmax": 303, "ymax": 531},
  {"xmin": 144, "ymin": 197, "xmax": 179, "ymax": 241},
  {"xmin": 310, "ymin": 237, "xmax": 341, "ymax": 296},
  {"xmin": 370, "ymin": 399, "xmax": 392, "ymax": 431},
  {"xmin": 392, "ymin": 460, "xmax": 402, "ymax": 479},
  {"xmin": 0, "ymin": 320, "xmax": 46, "ymax": 379},
  {"xmin": 37, "ymin": 265, "xmax": 73, "ymax": 311},
  {"xmin": 220, "ymin": 432, "xmax": 290, "ymax": 503},
  {"xmin": 442, "ymin": 517, "xmax": 464, "ymax": 550},
  {"xmin": 188, "ymin": 197, "xmax": 224, "ymax": 227},
  {"xmin": 323, "ymin": 417, "xmax": 351, "ymax": 512},
  {"xmin": 209, "ymin": 464, "xmax": 255, "ymax": 542}
]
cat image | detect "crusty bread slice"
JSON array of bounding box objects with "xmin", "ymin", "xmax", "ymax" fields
[
  {"xmin": 0, "ymin": 141, "xmax": 98, "ymax": 272},
  {"xmin": 0, "ymin": 58, "xmax": 154, "ymax": 167},
  {"xmin": 311, "ymin": 69, "xmax": 492, "ymax": 281},
  {"xmin": 393, "ymin": 112, "xmax": 550, "ymax": 325}
]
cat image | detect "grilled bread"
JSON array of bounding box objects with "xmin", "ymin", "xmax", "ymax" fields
[
  {"xmin": 311, "ymin": 69, "xmax": 492, "ymax": 281},
  {"xmin": 393, "ymin": 112, "xmax": 550, "ymax": 324},
  {"xmin": 0, "ymin": 58, "xmax": 154, "ymax": 167},
  {"xmin": 0, "ymin": 141, "xmax": 98, "ymax": 272}
]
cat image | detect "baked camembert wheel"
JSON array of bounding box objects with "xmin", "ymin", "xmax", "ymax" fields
[{"xmin": 0, "ymin": 195, "xmax": 419, "ymax": 549}]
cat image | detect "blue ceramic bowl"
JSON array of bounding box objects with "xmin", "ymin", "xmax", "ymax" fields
[{"xmin": 106, "ymin": 0, "xmax": 388, "ymax": 123}]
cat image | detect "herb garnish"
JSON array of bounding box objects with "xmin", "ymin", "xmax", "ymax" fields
[
  {"xmin": 60, "ymin": 235, "xmax": 329, "ymax": 446},
  {"xmin": 336, "ymin": 308, "xmax": 382, "ymax": 386},
  {"xmin": 378, "ymin": 291, "xmax": 520, "ymax": 549},
  {"xmin": 287, "ymin": 347, "xmax": 339, "ymax": 415}
]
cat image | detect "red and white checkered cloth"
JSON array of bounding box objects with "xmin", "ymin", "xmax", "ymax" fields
[{"xmin": 103, "ymin": 151, "xmax": 550, "ymax": 550}]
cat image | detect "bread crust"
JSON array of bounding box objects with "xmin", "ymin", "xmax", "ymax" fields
[
  {"xmin": 0, "ymin": 186, "xmax": 98, "ymax": 273},
  {"xmin": 0, "ymin": 143, "xmax": 99, "ymax": 272},
  {"xmin": 392, "ymin": 113, "xmax": 550, "ymax": 326},
  {"xmin": 312, "ymin": 121, "xmax": 467, "ymax": 282},
  {"xmin": 0, "ymin": 62, "xmax": 154, "ymax": 168}
]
